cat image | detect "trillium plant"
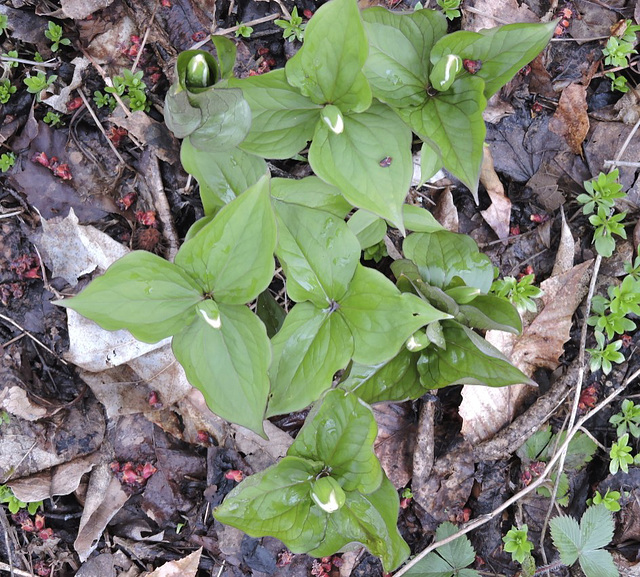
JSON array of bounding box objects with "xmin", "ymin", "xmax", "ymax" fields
[{"xmin": 56, "ymin": 0, "xmax": 553, "ymax": 571}]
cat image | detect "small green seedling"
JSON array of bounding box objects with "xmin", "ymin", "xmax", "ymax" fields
[
  {"xmin": 602, "ymin": 36, "xmax": 637, "ymax": 68},
  {"xmin": 44, "ymin": 21, "xmax": 71, "ymax": 52},
  {"xmin": 2, "ymin": 50, "xmax": 19, "ymax": 68},
  {"xmin": 609, "ymin": 275, "xmax": 640, "ymax": 316},
  {"xmin": 127, "ymin": 88, "xmax": 148, "ymax": 112},
  {"xmin": 93, "ymin": 90, "xmax": 115, "ymax": 110},
  {"xmin": 587, "ymin": 331, "xmax": 624, "ymax": 375},
  {"xmin": 0, "ymin": 485, "xmax": 42, "ymax": 515},
  {"xmin": 235, "ymin": 23, "xmax": 254, "ymax": 38},
  {"xmin": 610, "ymin": 399, "xmax": 640, "ymax": 438},
  {"xmin": 0, "ymin": 79, "xmax": 16, "ymax": 104},
  {"xmin": 105, "ymin": 69, "xmax": 149, "ymax": 111},
  {"xmin": 605, "ymin": 72, "xmax": 629, "ymax": 93},
  {"xmin": 589, "ymin": 207, "xmax": 627, "ymax": 258},
  {"xmin": 550, "ymin": 505, "xmax": 617, "ymax": 577},
  {"xmin": 275, "ymin": 6, "xmax": 306, "ymax": 42},
  {"xmin": 437, "ymin": 0, "xmax": 461, "ymax": 20},
  {"xmin": 588, "ymin": 489, "xmax": 621, "ymax": 512},
  {"xmin": 0, "ymin": 410, "xmax": 9, "ymax": 425},
  {"xmin": 43, "ymin": 111, "xmax": 64, "ymax": 127},
  {"xmin": 578, "ymin": 170, "xmax": 625, "ymax": 215},
  {"xmin": 490, "ymin": 274, "xmax": 543, "ymax": 314},
  {"xmin": 609, "ymin": 433, "xmax": 635, "ymax": 474},
  {"xmin": 0, "ymin": 14, "xmax": 8, "ymax": 36},
  {"xmin": 502, "ymin": 525, "xmax": 534, "ymax": 564},
  {"xmin": 587, "ymin": 298, "xmax": 635, "ymax": 340},
  {"xmin": 23, "ymin": 71, "xmax": 57, "ymax": 100},
  {"xmin": 0, "ymin": 152, "xmax": 16, "ymax": 172}
]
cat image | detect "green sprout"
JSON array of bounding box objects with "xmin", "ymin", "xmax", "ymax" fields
[
  {"xmin": 589, "ymin": 207, "xmax": 626, "ymax": 258},
  {"xmin": 610, "ymin": 399, "xmax": 640, "ymax": 438},
  {"xmin": 577, "ymin": 170, "xmax": 625, "ymax": 215},
  {"xmin": 0, "ymin": 14, "xmax": 8, "ymax": 36},
  {"xmin": 589, "ymin": 489, "xmax": 622, "ymax": 512},
  {"xmin": 609, "ymin": 433, "xmax": 635, "ymax": 474},
  {"xmin": 44, "ymin": 21, "xmax": 71, "ymax": 52},
  {"xmin": 0, "ymin": 152, "xmax": 16, "ymax": 172},
  {"xmin": 2, "ymin": 50, "xmax": 19, "ymax": 68},
  {"xmin": 93, "ymin": 90, "xmax": 115, "ymax": 110},
  {"xmin": 275, "ymin": 6, "xmax": 307, "ymax": 43},
  {"xmin": 0, "ymin": 79, "xmax": 16, "ymax": 104},
  {"xmin": 624, "ymin": 246, "xmax": 640, "ymax": 281},
  {"xmin": 23, "ymin": 71, "xmax": 57, "ymax": 100},
  {"xmin": 235, "ymin": 23, "xmax": 254, "ymax": 38},
  {"xmin": 605, "ymin": 72, "xmax": 629, "ymax": 93},
  {"xmin": 503, "ymin": 524, "xmax": 534, "ymax": 564},
  {"xmin": 587, "ymin": 331, "xmax": 624, "ymax": 375},
  {"xmin": 603, "ymin": 36, "xmax": 637, "ymax": 68},
  {"xmin": 0, "ymin": 410, "xmax": 9, "ymax": 425},
  {"xmin": 0, "ymin": 485, "xmax": 42, "ymax": 515},
  {"xmin": 436, "ymin": 0, "xmax": 461, "ymax": 19},
  {"xmin": 490, "ymin": 274, "xmax": 543, "ymax": 314},
  {"xmin": 587, "ymin": 295, "xmax": 635, "ymax": 340},
  {"xmin": 609, "ymin": 275, "xmax": 640, "ymax": 317},
  {"xmin": 43, "ymin": 111, "xmax": 64, "ymax": 127}
]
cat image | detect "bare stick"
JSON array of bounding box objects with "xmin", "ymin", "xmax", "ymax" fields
[
  {"xmin": 191, "ymin": 14, "xmax": 281, "ymax": 49},
  {"xmin": 0, "ymin": 313, "xmax": 66, "ymax": 364}
]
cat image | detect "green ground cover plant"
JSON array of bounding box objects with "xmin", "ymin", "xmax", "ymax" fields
[{"xmin": 56, "ymin": 0, "xmax": 553, "ymax": 570}]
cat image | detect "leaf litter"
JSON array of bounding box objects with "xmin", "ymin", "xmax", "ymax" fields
[{"xmin": 1, "ymin": 0, "xmax": 640, "ymax": 575}]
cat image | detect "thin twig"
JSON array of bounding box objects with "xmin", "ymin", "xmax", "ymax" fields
[
  {"xmin": 603, "ymin": 160, "xmax": 640, "ymax": 168},
  {"xmin": 0, "ymin": 55, "xmax": 58, "ymax": 68},
  {"xmin": 192, "ymin": 13, "xmax": 281, "ymax": 49},
  {"xmin": 0, "ymin": 313, "xmax": 66, "ymax": 364},
  {"xmin": 393, "ymin": 368, "xmax": 639, "ymax": 576},
  {"xmin": 131, "ymin": 2, "xmax": 158, "ymax": 74},
  {"xmin": 0, "ymin": 561, "xmax": 35, "ymax": 576}
]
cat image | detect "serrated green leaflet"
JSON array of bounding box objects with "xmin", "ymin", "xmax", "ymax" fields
[
  {"xmin": 418, "ymin": 321, "xmax": 532, "ymax": 388},
  {"xmin": 172, "ymin": 301, "xmax": 271, "ymax": 435},
  {"xmin": 362, "ymin": 7, "xmax": 447, "ymax": 108},
  {"xmin": 341, "ymin": 347, "xmax": 424, "ymax": 404},
  {"xmin": 56, "ymin": 251, "xmax": 202, "ymax": 343},
  {"xmin": 458, "ymin": 294, "xmax": 522, "ymax": 333},
  {"xmin": 230, "ymin": 69, "xmax": 321, "ymax": 159},
  {"xmin": 338, "ymin": 265, "xmax": 450, "ymax": 365},
  {"xmin": 308, "ymin": 474, "xmax": 410, "ymax": 572},
  {"xmin": 285, "ymin": 0, "xmax": 371, "ymax": 112},
  {"xmin": 175, "ymin": 174, "xmax": 276, "ymax": 303},
  {"xmin": 270, "ymin": 177, "xmax": 352, "ymax": 218},
  {"xmin": 289, "ymin": 389, "xmax": 382, "ymax": 493},
  {"xmin": 398, "ymin": 76, "xmax": 486, "ymax": 198},
  {"xmin": 405, "ymin": 521, "xmax": 479, "ymax": 577},
  {"xmin": 516, "ymin": 426, "xmax": 552, "ymax": 462},
  {"xmin": 347, "ymin": 210, "xmax": 387, "ymax": 251},
  {"xmin": 430, "ymin": 22, "xmax": 556, "ymax": 98},
  {"xmin": 267, "ymin": 302, "xmax": 354, "ymax": 417},
  {"xmin": 273, "ymin": 201, "xmax": 360, "ymax": 306},
  {"xmin": 180, "ymin": 138, "xmax": 267, "ymax": 213},
  {"xmin": 403, "ymin": 229, "xmax": 494, "ymax": 292},
  {"xmin": 309, "ymin": 101, "xmax": 412, "ymax": 231}
]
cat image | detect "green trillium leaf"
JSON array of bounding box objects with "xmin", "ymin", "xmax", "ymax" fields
[
  {"xmin": 175, "ymin": 174, "xmax": 276, "ymax": 304},
  {"xmin": 289, "ymin": 389, "xmax": 382, "ymax": 493},
  {"xmin": 402, "ymin": 204, "xmax": 444, "ymax": 233},
  {"xmin": 55, "ymin": 251, "xmax": 203, "ymax": 343},
  {"xmin": 341, "ymin": 347, "xmax": 424, "ymax": 404},
  {"xmin": 180, "ymin": 138, "xmax": 267, "ymax": 214},
  {"xmin": 430, "ymin": 22, "xmax": 556, "ymax": 98},
  {"xmin": 273, "ymin": 201, "xmax": 361, "ymax": 306},
  {"xmin": 419, "ymin": 141, "xmax": 443, "ymax": 186},
  {"xmin": 267, "ymin": 302, "xmax": 354, "ymax": 417},
  {"xmin": 172, "ymin": 301, "xmax": 271, "ymax": 435},
  {"xmin": 397, "ymin": 75, "xmax": 486, "ymax": 199},
  {"xmin": 213, "ymin": 455, "xmax": 325, "ymax": 550},
  {"xmin": 256, "ymin": 290, "xmax": 286, "ymax": 339},
  {"xmin": 457, "ymin": 294, "xmax": 522, "ymax": 333},
  {"xmin": 211, "ymin": 36, "xmax": 237, "ymax": 80},
  {"xmin": 418, "ymin": 320, "xmax": 532, "ymax": 388},
  {"xmin": 230, "ymin": 69, "xmax": 322, "ymax": 159},
  {"xmin": 285, "ymin": 0, "xmax": 371, "ymax": 113},
  {"xmin": 362, "ymin": 7, "xmax": 447, "ymax": 108},
  {"xmin": 403, "ymin": 230, "xmax": 494, "ymax": 292},
  {"xmin": 308, "ymin": 474, "xmax": 410, "ymax": 573},
  {"xmin": 348, "ymin": 210, "xmax": 387, "ymax": 251},
  {"xmin": 309, "ymin": 101, "xmax": 412, "ymax": 231},
  {"xmin": 338, "ymin": 265, "xmax": 450, "ymax": 365},
  {"xmin": 270, "ymin": 176, "xmax": 352, "ymax": 218}
]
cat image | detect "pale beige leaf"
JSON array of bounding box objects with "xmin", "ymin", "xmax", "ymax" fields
[
  {"xmin": 145, "ymin": 548, "xmax": 202, "ymax": 576},
  {"xmin": 463, "ymin": 0, "xmax": 537, "ymax": 31},
  {"xmin": 433, "ymin": 188, "xmax": 458, "ymax": 232},
  {"xmin": 480, "ymin": 147, "xmax": 511, "ymax": 240},
  {"xmin": 552, "ymin": 207, "xmax": 575, "ymax": 276}
]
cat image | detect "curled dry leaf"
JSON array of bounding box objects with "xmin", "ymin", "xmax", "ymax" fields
[
  {"xmin": 552, "ymin": 207, "xmax": 575, "ymax": 276},
  {"xmin": 145, "ymin": 547, "xmax": 202, "ymax": 576},
  {"xmin": 479, "ymin": 146, "xmax": 511, "ymax": 241},
  {"xmin": 549, "ymin": 83, "xmax": 589, "ymax": 156},
  {"xmin": 433, "ymin": 188, "xmax": 459, "ymax": 232}
]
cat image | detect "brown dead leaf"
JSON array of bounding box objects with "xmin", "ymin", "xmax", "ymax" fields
[
  {"xmin": 433, "ymin": 188, "xmax": 458, "ymax": 232},
  {"xmin": 549, "ymin": 84, "xmax": 589, "ymax": 156},
  {"xmin": 552, "ymin": 207, "xmax": 575, "ymax": 276},
  {"xmin": 145, "ymin": 548, "xmax": 202, "ymax": 576},
  {"xmin": 61, "ymin": 0, "xmax": 114, "ymax": 20},
  {"xmin": 480, "ymin": 147, "xmax": 511, "ymax": 240},
  {"xmin": 463, "ymin": 0, "xmax": 537, "ymax": 31},
  {"xmin": 373, "ymin": 403, "xmax": 416, "ymax": 489},
  {"xmin": 460, "ymin": 260, "xmax": 593, "ymax": 443}
]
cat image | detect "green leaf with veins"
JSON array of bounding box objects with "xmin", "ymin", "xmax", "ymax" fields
[
  {"xmin": 338, "ymin": 265, "xmax": 450, "ymax": 365},
  {"xmin": 341, "ymin": 347, "xmax": 424, "ymax": 404},
  {"xmin": 267, "ymin": 302, "xmax": 354, "ymax": 417},
  {"xmin": 175, "ymin": 174, "xmax": 276, "ymax": 303},
  {"xmin": 289, "ymin": 389, "xmax": 382, "ymax": 493},
  {"xmin": 180, "ymin": 138, "xmax": 267, "ymax": 214},
  {"xmin": 457, "ymin": 294, "xmax": 522, "ymax": 333},
  {"xmin": 403, "ymin": 230, "xmax": 494, "ymax": 293},
  {"xmin": 172, "ymin": 300, "xmax": 271, "ymax": 435},
  {"xmin": 430, "ymin": 22, "xmax": 556, "ymax": 98},
  {"xmin": 270, "ymin": 176, "xmax": 352, "ymax": 218},
  {"xmin": 402, "ymin": 204, "xmax": 444, "ymax": 233},
  {"xmin": 55, "ymin": 251, "xmax": 203, "ymax": 343},
  {"xmin": 309, "ymin": 101, "xmax": 413, "ymax": 231},
  {"xmin": 211, "ymin": 35, "xmax": 237, "ymax": 80},
  {"xmin": 418, "ymin": 320, "xmax": 532, "ymax": 388},
  {"xmin": 397, "ymin": 75, "xmax": 486, "ymax": 198},
  {"xmin": 285, "ymin": 0, "xmax": 371, "ymax": 112},
  {"xmin": 348, "ymin": 210, "xmax": 388, "ymax": 251},
  {"xmin": 273, "ymin": 201, "xmax": 360, "ymax": 307},
  {"xmin": 362, "ymin": 7, "xmax": 447, "ymax": 108},
  {"xmin": 230, "ymin": 69, "xmax": 322, "ymax": 159}
]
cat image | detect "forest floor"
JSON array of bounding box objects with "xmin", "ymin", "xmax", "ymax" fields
[{"xmin": 1, "ymin": 0, "xmax": 640, "ymax": 576}]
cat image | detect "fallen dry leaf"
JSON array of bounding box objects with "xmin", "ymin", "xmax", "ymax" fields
[
  {"xmin": 374, "ymin": 403, "xmax": 416, "ymax": 489},
  {"xmin": 460, "ymin": 260, "xmax": 593, "ymax": 443},
  {"xmin": 145, "ymin": 548, "xmax": 202, "ymax": 576},
  {"xmin": 552, "ymin": 207, "xmax": 575, "ymax": 276},
  {"xmin": 463, "ymin": 0, "xmax": 537, "ymax": 31},
  {"xmin": 61, "ymin": 0, "xmax": 114, "ymax": 20},
  {"xmin": 433, "ymin": 188, "xmax": 458, "ymax": 232},
  {"xmin": 480, "ymin": 146, "xmax": 511, "ymax": 240},
  {"xmin": 549, "ymin": 83, "xmax": 589, "ymax": 156}
]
